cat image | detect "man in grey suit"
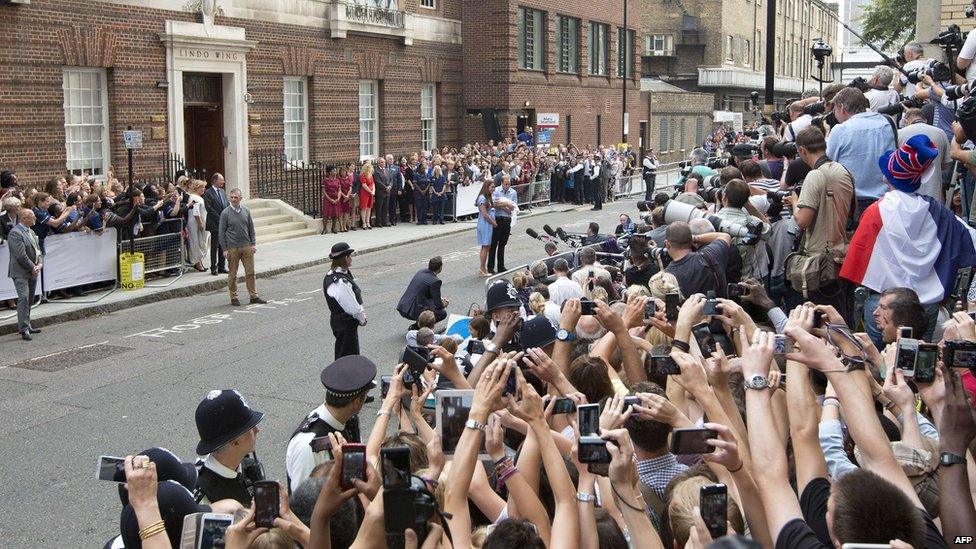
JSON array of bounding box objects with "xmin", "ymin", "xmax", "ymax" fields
[
  {"xmin": 7, "ymin": 209, "xmax": 41, "ymax": 341},
  {"xmin": 373, "ymin": 156, "xmax": 391, "ymax": 227}
]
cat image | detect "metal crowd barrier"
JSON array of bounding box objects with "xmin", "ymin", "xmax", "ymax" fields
[
  {"xmin": 118, "ymin": 219, "xmax": 186, "ymax": 287},
  {"xmin": 485, "ymin": 250, "xmax": 577, "ymax": 287}
]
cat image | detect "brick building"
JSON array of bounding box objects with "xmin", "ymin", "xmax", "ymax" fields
[
  {"xmin": 460, "ymin": 0, "xmax": 643, "ymax": 148},
  {"xmin": 0, "ymin": 0, "xmax": 463, "ymax": 197},
  {"xmin": 642, "ymin": 84, "xmax": 714, "ymax": 164},
  {"xmin": 640, "ymin": 0, "xmax": 839, "ymax": 112}
]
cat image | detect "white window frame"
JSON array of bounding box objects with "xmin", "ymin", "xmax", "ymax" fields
[
  {"xmin": 646, "ymin": 34, "xmax": 673, "ymax": 56},
  {"xmin": 743, "ymin": 39, "xmax": 750, "ymax": 65},
  {"xmin": 419, "ymin": 0, "xmax": 435, "ymax": 8},
  {"xmin": 62, "ymin": 68, "xmax": 110, "ymax": 178},
  {"xmin": 589, "ymin": 22, "xmax": 609, "ymax": 76},
  {"xmin": 726, "ymin": 35, "xmax": 734, "ymax": 63},
  {"xmin": 358, "ymin": 80, "xmax": 378, "ymax": 161},
  {"xmin": 283, "ymin": 77, "xmax": 309, "ymax": 165},
  {"xmin": 420, "ymin": 83, "xmax": 436, "ymax": 152}
]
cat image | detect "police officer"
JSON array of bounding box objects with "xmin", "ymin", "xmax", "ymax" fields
[
  {"xmin": 192, "ymin": 389, "xmax": 265, "ymax": 506},
  {"xmin": 284, "ymin": 355, "xmax": 376, "ymax": 492},
  {"xmin": 642, "ymin": 149, "xmax": 659, "ymax": 201},
  {"xmin": 323, "ymin": 242, "xmax": 366, "ymax": 359}
]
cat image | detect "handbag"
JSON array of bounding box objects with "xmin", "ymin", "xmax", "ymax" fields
[{"xmin": 785, "ymin": 170, "xmax": 841, "ymax": 298}]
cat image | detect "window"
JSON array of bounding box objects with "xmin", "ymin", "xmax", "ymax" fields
[
  {"xmin": 62, "ymin": 68, "xmax": 110, "ymax": 177},
  {"xmin": 743, "ymin": 39, "xmax": 750, "ymax": 65},
  {"xmin": 420, "ymin": 83, "xmax": 436, "ymax": 151},
  {"xmin": 646, "ymin": 34, "xmax": 673, "ymax": 56},
  {"xmin": 518, "ymin": 7, "xmax": 546, "ymax": 70},
  {"xmin": 420, "ymin": 0, "xmax": 435, "ymax": 8},
  {"xmin": 756, "ymin": 30, "xmax": 762, "ymax": 67},
  {"xmin": 589, "ymin": 22, "xmax": 609, "ymax": 75},
  {"xmin": 358, "ymin": 80, "xmax": 378, "ymax": 160},
  {"xmin": 616, "ymin": 28, "xmax": 635, "ymax": 78},
  {"xmin": 726, "ymin": 36, "xmax": 734, "ymax": 62},
  {"xmin": 668, "ymin": 117, "xmax": 676, "ymax": 151},
  {"xmin": 695, "ymin": 116, "xmax": 704, "ymax": 145},
  {"xmin": 659, "ymin": 117, "xmax": 669, "ymax": 151},
  {"xmin": 555, "ymin": 15, "xmax": 580, "ymax": 73},
  {"xmin": 679, "ymin": 119, "xmax": 685, "ymax": 151},
  {"xmin": 283, "ymin": 77, "xmax": 308, "ymax": 164}
]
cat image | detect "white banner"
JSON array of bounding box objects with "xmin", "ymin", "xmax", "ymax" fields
[
  {"xmin": 454, "ymin": 183, "xmax": 483, "ymax": 217},
  {"xmin": 42, "ymin": 228, "xmax": 118, "ymax": 291},
  {"xmin": 0, "ymin": 241, "xmax": 43, "ymax": 301},
  {"xmin": 536, "ymin": 113, "xmax": 559, "ymax": 128}
]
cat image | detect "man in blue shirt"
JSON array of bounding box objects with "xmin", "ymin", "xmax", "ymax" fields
[
  {"xmin": 487, "ymin": 175, "xmax": 518, "ymax": 273},
  {"xmin": 826, "ymin": 87, "xmax": 897, "ymax": 221}
]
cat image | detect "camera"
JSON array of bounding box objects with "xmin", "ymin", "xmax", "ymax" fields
[
  {"xmin": 703, "ymin": 291, "xmax": 719, "ymax": 316},
  {"xmin": 803, "ymin": 101, "xmax": 826, "ymax": 116},
  {"xmin": 848, "ymin": 77, "xmax": 870, "ymax": 92},
  {"xmin": 578, "ymin": 436, "xmax": 616, "ymax": 463},
  {"xmin": 384, "ymin": 476, "xmax": 440, "ymax": 548},
  {"xmin": 876, "ymin": 96, "xmax": 926, "ymax": 117},
  {"xmin": 770, "ymin": 141, "xmax": 798, "ymax": 158},
  {"xmin": 932, "ymin": 25, "xmax": 965, "ymax": 50},
  {"xmin": 773, "ymin": 334, "xmax": 794, "ymax": 356},
  {"xmin": 906, "ymin": 59, "xmax": 953, "ymax": 84},
  {"xmin": 766, "ymin": 189, "xmax": 792, "ymax": 202},
  {"xmin": 811, "ymin": 40, "xmax": 832, "ymax": 61},
  {"xmin": 727, "ymin": 283, "xmax": 746, "ymax": 298},
  {"xmin": 945, "ymin": 79, "xmax": 976, "ymax": 102},
  {"xmin": 662, "ymin": 199, "xmax": 764, "ymax": 245},
  {"xmin": 944, "ymin": 339, "xmax": 976, "ymax": 371},
  {"xmin": 967, "ymin": 4, "xmax": 974, "ymax": 17}
]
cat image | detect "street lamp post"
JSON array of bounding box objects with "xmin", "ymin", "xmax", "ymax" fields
[
  {"xmin": 764, "ymin": 0, "xmax": 776, "ymax": 114},
  {"xmin": 622, "ymin": 0, "xmax": 628, "ymax": 145}
]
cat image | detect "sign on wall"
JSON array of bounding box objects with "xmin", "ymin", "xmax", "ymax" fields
[{"xmin": 536, "ymin": 113, "xmax": 559, "ymax": 128}]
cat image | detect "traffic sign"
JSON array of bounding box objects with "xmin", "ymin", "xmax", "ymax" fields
[{"xmin": 123, "ymin": 130, "xmax": 143, "ymax": 150}]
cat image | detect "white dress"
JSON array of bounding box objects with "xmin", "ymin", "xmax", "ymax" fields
[{"xmin": 188, "ymin": 194, "xmax": 208, "ymax": 264}]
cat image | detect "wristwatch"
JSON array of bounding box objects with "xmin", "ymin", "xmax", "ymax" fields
[
  {"xmin": 743, "ymin": 374, "xmax": 770, "ymax": 390},
  {"xmin": 940, "ymin": 452, "xmax": 967, "ymax": 467},
  {"xmin": 556, "ymin": 328, "xmax": 577, "ymax": 342},
  {"xmin": 464, "ymin": 419, "xmax": 487, "ymax": 432},
  {"xmin": 484, "ymin": 341, "xmax": 500, "ymax": 355},
  {"xmin": 576, "ymin": 492, "xmax": 596, "ymax": 503}
]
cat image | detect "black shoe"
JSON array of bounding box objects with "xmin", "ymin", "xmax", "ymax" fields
[
  {"xmin": 249, "ymin": 297, "xmax": 267, "ymax": 305},
  {"xmin": 217, "ymin": 268, "xmax": 229, "ymax": 274},
  {"xmin": 29, "ymin": 328, "xmax": 41, "ymax": 334},
  {"xmin": 21, "ymin": 331, "xmax": 31, "ymax": 341},
  {"xmin": 231, "ymin": 298, "xmax": 242, "ymax": 307},
  {"xmin": 497, "ymin": 266, "xmax": 507, "ymax": 272}
]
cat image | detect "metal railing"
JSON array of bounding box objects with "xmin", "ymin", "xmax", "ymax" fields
[
  {"xmin": 117, "ymin": 219, "xmax": 185, "ymax": 287},
  {"xmin": 253, "ymin": 152, "xmax": 329, "ymax": 218}
]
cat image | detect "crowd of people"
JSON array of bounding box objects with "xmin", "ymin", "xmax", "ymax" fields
[{"xmin": 97, "ymin": 72, "xmax": 976, "ymax": 548}]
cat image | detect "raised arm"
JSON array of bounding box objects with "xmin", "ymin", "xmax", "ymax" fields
[
  {"xmin": 783, "ymin": 307, "xmax": 829, "ymax": 493},
  {"xmin": 937, "ymin": 364, "xmax": 976, "ymax": 544}
]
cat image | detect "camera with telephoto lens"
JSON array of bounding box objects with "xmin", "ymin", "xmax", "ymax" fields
[
  {"xmin": 701, "ymin": 186, "xmax": 722, "ymax": 204},
  {"xmin": 906, "ymin": 59, "xmax": 953, "ymax": 85},
  {"xmin": 766, "ymin": 189, "xmax": 792, "ymax": 202},
  {"xmin": 967, "ymin": 4, "xmax": 974, "ymax": 17},
  {"xmin": 707, "ymin": 157, "xmax": 731, "ymax": 170},
  {"xmin": 771, "ymin": 141, "xmax": 798, "ymax": 158},
  {"xmin": 770, "ymin": 110, "xmax": 790, "ymax": 125},
  {"xmin": 945, "ymin": 80, "xmax": 976, "ymax": 102},
  {"xmin": 876, "ymin": 96, "xmax": 926, "ymax": 117},
  {"xmin": 662, "ymin": 199, "xmax": 764, "ymax": 245},
  {"xmin": 803, "ymin": 102, "xmax": 826, "ymax": 116},
  {"xmin": 848, "ymin": 77, "xmax": 871, "ymax": 92},
  {"xmin": 932, "ymin": 25, "xmax": 965, "ymax": 49},
  {"xmin": 956, "ymin": 95, "xmax": 976, "ymax": 144},
  {"xmin": 384, "ymin": 476, "xmax": 440, "ymax": 548}
]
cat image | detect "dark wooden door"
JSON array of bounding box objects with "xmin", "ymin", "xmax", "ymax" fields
[{"xmin": 184, "ymin": 105, "xmax": 224, "ymax": 180}]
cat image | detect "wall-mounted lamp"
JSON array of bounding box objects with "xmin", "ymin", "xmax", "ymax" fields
[
  {"xmin": 243, "ymin": 92, "xmax": 254, "ymax": 104},
  {"xmin": 155, "ymin": 80, "xmax": 169, "ymax": 88},
  {"xmin": 524, "ymin": 101, "xmax": 530, "ymax": 107}
]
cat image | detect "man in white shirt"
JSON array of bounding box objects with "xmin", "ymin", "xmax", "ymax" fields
[
  {"xmin": 783, "ymin": 102, "xmax": 812, "ymax": 143},
  {"xmin": 898, "ymin": 108, "xmax": 952, "ymax": 203},
  {"xmin": 958, "ymin": 25, "xmax": 976, "ymax": 82},
  {"xmin": 864, "ymin": 66, "xmax": 901, "ymax": 112},
  {"xmin": 895, "ymin": 43, "xmax": 929, "ymax": 97},
  {"xmin": 547, "ymin": 258, "xmax": 584, "ymax": 306},
  {"xmin": 571, "ymin": 247, "xmax": 612, "ymax": 299}
]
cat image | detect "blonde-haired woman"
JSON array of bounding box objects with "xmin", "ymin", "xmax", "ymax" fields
[
  {"xmin": 358, "ymin": 162, "xmax": 375, "ymax": 230},
  {"xmin": 528, "ymin": 292, "xmax": 546, "ymax": 316},
  {"xmin": 187, "ymin": 179, "xmax": 209, "ymax": 272}
]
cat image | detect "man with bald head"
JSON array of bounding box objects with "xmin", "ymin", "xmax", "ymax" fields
[
  {"xmin": 7, "ymin": 208, "xmax": 41, "ymax": 340},
  {"xmin": 663, "ymin": 221, "xmax": 732, "ymax": 298}
]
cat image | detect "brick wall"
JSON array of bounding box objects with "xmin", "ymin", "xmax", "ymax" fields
[
  {"xmin": 644, "ymin": 91, "xmax": 714, "ymax": 164},
  {"xmin": 942, "ymin": 0, "xmax": 972, "ymax": 29},
  {"xmin": 0, "ymin": 0, "xmax": 463, "ymax": 194}
]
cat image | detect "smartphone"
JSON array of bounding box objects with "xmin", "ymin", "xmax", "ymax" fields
[
  {"xmin": 700, "ymin": 484, "xmax": 728, "ymax": 539},
  {"xmin": 380, "ymin": 446, "xmax": 412, "ymax": 489},
  {"xmin": 812, "ymin": 310, "xmax": 826, "ymax": 329},
  {"xmin": 895, "ymin": 336, "xmax": 919, "ymax": 378},
  {"xmin": 95, "ymin": 455, "xmax": 126, "ymax": 483},
  {"xmin": 945, "ymin": 339, "xmax": 976, "ymax": 372},
  {"xmin": 712, "ymin": 331, "xmax": 735, "ymax": 357},
  {"xmin": 670, "ymin": 428, "xmax": 718, "ymax": 454},
  {"xmin": 180, "ymin": 512, "xmax": 234, "ymax": 549},
  {"xmin": 578, "ymin": 403, "xmax": 601, "ymax": 436},
  {"xmin": 898, "ymin": 326, "xmax": 913, "ymax": 340},
  {"xmin": 380, "ymin": 375, "xmax": 393, "ymax": 398},
  {"xmin": 467, "ymin": 339, "xmax": 486, "ymax": 356},
  {"xmin": 253, "ymin": 480, "xmax": 280, "ymax": 529},
  {"xmin": 691, "ymin": 322, "xmax": 716, "ymax": 355},
  {"xmin": 703, "ymin": 291, "xmax": 719, "ymax": 316},
  {"xmin": 622, "ymin": 396, "xmax": 641, "ymax": 411},
  {"xmin": 577, "ymin": 436, "xmax": 612, "ymax": 463},
  {"xmin": 588, "ymin": 270, "xmax": 595, "ymax": 292},
  {"xmin": 552, "ymin": 397, "xmax": 577, "ymax": 414},
  {"xmin": 773, "ymin": 334, "xmax": 794, "ymax": 356},
  {"xmin": 503, "ymin": 365, "xmax": 518, "ymax": 396},
  {"xmin": 649, "ymin": 353, "xmax": 681, "ymax": 375},
  {"xmin": 644, "ymin": 299, "xmax": 657, "ymax": 319},
  {"xmin": 914, "ymin": 343, "xmax": 939, "ymax": 384},
  {"xmin": 580, "ymin": 299, "xmax": 597, "ymax": 316},
  {"xmin": 403, "ymin": 346, "xmax": 429, "ymax": 382},
  {"xmin": 726, "ymin": 283, "xmax": 745, "ymax": 298},
  {"xmin": 341, "ymin": 444, "xmax": 367, "ymax": 490},
  {"xmin": 665, "ymin": 292, "xmax": 681, "ymax": 322}
]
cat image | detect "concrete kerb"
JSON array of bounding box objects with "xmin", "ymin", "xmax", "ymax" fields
[{"xmin": 0, "ymin": 204, "xmax": 581, "ymax": 337}]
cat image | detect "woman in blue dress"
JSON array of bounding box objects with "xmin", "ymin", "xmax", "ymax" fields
[
  {"xmin": 430, "ymin": 166, "xmax": 448, "ymax": 225},
  {"xmin": 476, "ymin": 178, "xmax": 496, "ymax": 276}
]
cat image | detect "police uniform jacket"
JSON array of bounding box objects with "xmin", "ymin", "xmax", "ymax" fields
[
  {"xmin": 194, "ymin": 454, "xmax": 251, "ymax": 506},
  {"xmin": 285, "ymin": 404, "xmax": 359, "ymax": 493},
  {"xmin": 323, "ymin": 267, "xmax": 365, "ymax": 328}
]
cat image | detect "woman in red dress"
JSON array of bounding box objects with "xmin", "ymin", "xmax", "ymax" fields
[
  {"xmin": 358, "ymin": 162, "xmax": 376, "ymax": 230},
  {"xmin": 337, "ymin": 165, "xmax": 353, "ymax": 232},
  {"xmin": 321, "ymin": 165, "xmax": 341, "ymax": 234}
]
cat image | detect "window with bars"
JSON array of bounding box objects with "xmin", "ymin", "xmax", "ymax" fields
[
  {"xmin": 62, "ymin": 68, "xmax": 110, "ymax": 177},
  {"xmin": 517, "ymin": 7, "xmax": 546, "ymax": 70},
  {"xmin": 419, "ymin": 0, "xmax": 434, "ymax": 8},
  {"xmin": 669, "ymin": 117, "xmax": 676, "ymax": 151},
  {"xmin": 283, "ymin": 77, "xmax": 308, "ymax": 164},
  {"xmin": 589, "ymin": 22, "xmax": 609, "ymax": 75},
  {"xmin": 679, "ymin": 119, "xmax": 685, "ymax": 151},
  {"xmin": 555, "ymin": 15, "xmax": 579, "ymax": 73},
  {"xmin": 659, "ymin": 117, "xmax": 669, "ymax": 151},
  {"xmin": 646, "ymin": 34, "xmax": 673, "ymax": 56},
  {"xmin": 695, "ymin": 117, "xmax": 704, "ymax": 146},
  {"xmin": 616, "ymin": 28, "xmax": 635, "ymax": 78},
  {"xmin": 421, "ymin": 83, "xmax": 436, "ymax": 151},
  {"xmin": 726, "ymin": 36, "xmax": 735, "ymax": 62},
  {"xmin": 358, "ymin": 80, "xmax": 378, "ymax": 160}
]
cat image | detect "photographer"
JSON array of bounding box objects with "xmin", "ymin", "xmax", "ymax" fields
[
  {"xmin": 783, "ymin": 127, "xmax": 854, "ymax": 320},
  {"xmin": 713, "ymin": 179, "xmax": 771, "ymax": 280},
  {"xmin": 759, "ymin": 136, "xmax": 785, "ymax": 181},
  {"xmin": 957, "ymin": 11, "xmax": 976, "ymax": 82},
  {"xmin": 783, "ymin": 100, "xmax": 817, "ymax": 143},
  {"xmin": 895, "ymin": 42, "xmax": 929, "ymax": 97},
  {"xmin": 826, "ymin": 88, "xmax": 897, "ymax": 221},
  {"xmin": 664, "ymin": 221, "xmax": 733, "ymax": 297},
  {"xmin": 864, "ymin": 66, "xmax": 901, "ymax": 112}
]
